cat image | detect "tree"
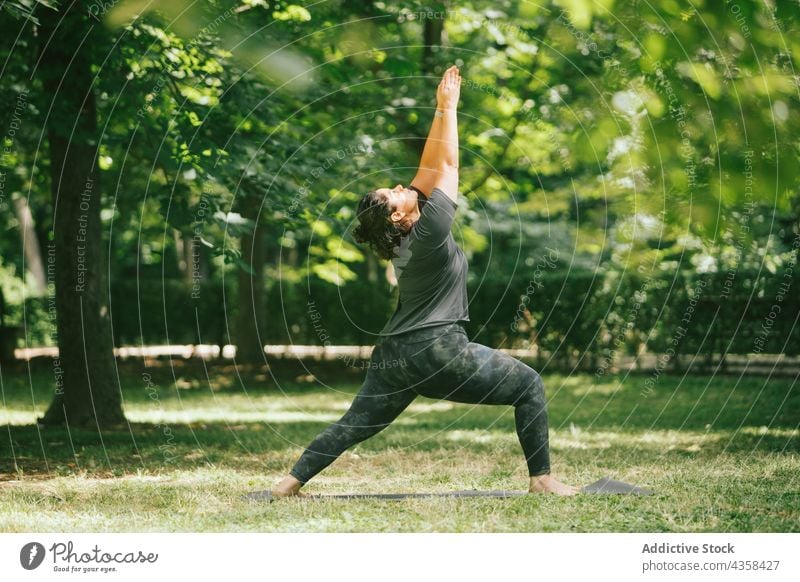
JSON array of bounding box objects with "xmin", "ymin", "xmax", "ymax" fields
[{"xmin": 35, "ymin": 2, "xmax": 124, "ymax": 427}]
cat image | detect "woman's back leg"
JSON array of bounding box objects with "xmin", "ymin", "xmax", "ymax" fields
[{"xmin": 289, "ymin": 360, "xmax": 417, "ymax": 484}]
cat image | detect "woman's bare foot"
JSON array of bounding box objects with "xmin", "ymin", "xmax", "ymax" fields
[
  {"xmin": 529, "ymin": 474, "xmax": 581, "ymax": 496},
  {"xmin": 271, "ymin": 475, "xmax": 307, "ymax": 498}
]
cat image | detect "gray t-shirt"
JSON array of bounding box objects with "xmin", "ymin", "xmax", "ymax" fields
[{"xmin": 378, "ymin": 186, "xmax": 470, "ymax": 336}]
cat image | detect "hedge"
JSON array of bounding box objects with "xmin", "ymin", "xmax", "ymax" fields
[{"xmin": 6, "ymin": 267, "xmax": 798, "ymax": 361}]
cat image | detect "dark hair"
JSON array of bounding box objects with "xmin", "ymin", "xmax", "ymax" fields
[{"xmin": 352, "ymin": 190, "xmax": 412, "ymax": 260}]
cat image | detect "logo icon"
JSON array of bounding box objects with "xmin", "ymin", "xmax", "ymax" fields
[{"xmin": 20, "ymin": 542, "xmax": 46, "ymax": 570}]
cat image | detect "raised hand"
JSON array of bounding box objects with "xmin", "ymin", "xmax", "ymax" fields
[{"xmin": 436, "ymin": 65, "xmax": 461, "ymax": 110}]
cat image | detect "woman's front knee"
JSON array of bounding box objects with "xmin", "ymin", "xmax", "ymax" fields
[
  {"xmin": 518, "ymin": 368, "xmax": 545, "ymax": 401},
  {"xmin": 530, "ymin": 369, "xmax": 545, "ymax": 391}
]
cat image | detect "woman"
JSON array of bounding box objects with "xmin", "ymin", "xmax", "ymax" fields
[{"xmin": 273, "ymin": 66, "xmax": 579, "ymax": 497}]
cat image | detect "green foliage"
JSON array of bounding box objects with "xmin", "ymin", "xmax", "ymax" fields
[
  {"xmin": 1, "ymin": 0, "xmax": 798, "ymax": 356},
  {"xmin": 0, "ymin": 0, "xmax": 55, "ymax": 24}
]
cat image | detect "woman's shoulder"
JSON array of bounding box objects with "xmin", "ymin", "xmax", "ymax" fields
[{"xmin": 429, "ymin": 187, "xmax": 458, "ymax": 209}]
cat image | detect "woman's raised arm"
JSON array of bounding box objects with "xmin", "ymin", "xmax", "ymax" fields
[{"xmin": 410, "ymin": 66, "xmax": 460, "ymax": 203}]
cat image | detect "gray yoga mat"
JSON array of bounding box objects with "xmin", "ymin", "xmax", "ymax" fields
[
  {"xmin": 581, "ymin": 476, "xmax": 653, "ymax": 495},
  {"xmin": 242, "ymin": 476, "xmax": 653, "ymax": 502}
]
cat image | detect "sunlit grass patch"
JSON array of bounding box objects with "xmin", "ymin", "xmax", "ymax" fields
[{"xmin": 1, "ymin": 367, "xmax": 797, "ymax": 532}]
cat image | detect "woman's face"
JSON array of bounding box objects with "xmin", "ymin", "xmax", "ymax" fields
[{"xmin": 375, "ymin": 184, "xmax": 417, "ymax": 224}]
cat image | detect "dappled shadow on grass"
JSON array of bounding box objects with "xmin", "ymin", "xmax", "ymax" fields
[
  {"xmin": 7, "ymin": 375, "xmax": 799, "ymax": 433},
  {"xmin": 1, "ymin": 417, "xmax": 797, "ymax": 483},
  {"xmin": 1, "ymin": 420, "xmax": 311, "ymax": 481},
  {"xmin": 0, "ymin": 359, "xmax": 365, "ymax": 409},
  {"xmin": 5, "ymin": 362, "xmax": 798, "ymax": 430},
  {"xmin": 2, "ymin": 366, "xmax": 798, "ymax": 483}
]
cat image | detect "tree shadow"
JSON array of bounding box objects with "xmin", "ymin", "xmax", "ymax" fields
[{"xmin": 2, "ymin": 366, "xmax": 797, "ymax": 482}]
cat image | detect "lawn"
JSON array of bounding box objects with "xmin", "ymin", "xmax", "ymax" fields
[{"xmin": 1, "ymin": 360, "xmax": 798, "ymax": 532}]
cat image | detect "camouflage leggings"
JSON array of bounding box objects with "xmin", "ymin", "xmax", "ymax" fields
[{"xmin": 289, "ymin": 322, "xmax": 551, "ymax": 483}]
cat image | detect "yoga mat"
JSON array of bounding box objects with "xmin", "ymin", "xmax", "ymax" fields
[
  {"xmin": 242, "ymin": 476, "xmax": 653, "ymax": 502},
  {"xmin": 581, "ymin": 476, "xmax": 654, "ymax": 496},
  {"xmin": 243, "ymin": 489, "xmax": 526, "ymax": 502}
]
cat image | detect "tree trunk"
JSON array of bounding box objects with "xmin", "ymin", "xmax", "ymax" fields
[
  {"xmin": 416, "ymin": 3, "xmax": 445, "ymax": 157},
  {"xmin": 173, "ymin": 229, "xmax": 188, "ymax": 282},
  {"xmin": 37, "ymin": 4, "xmax": 125, "ymax": 427},
  {"xmin": 236, "ymin": 196, "xmax": 266, "ymax": 363},
  {"xmin": 422, "ymin": 3, "xmax": 445, "ymax": 73},
  {"xmin": 13, "ymin": 196, "xmax": 47, "ymax": 294}
]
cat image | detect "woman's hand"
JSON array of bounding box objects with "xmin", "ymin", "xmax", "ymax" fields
[{"xmin": 436, "ymin": 65, "xmax": 461, "ymax": 110}]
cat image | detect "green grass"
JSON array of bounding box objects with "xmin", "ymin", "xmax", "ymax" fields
[{"xmin": 1, "ymin": 361, "xmax": 798, "ymax": 532}]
